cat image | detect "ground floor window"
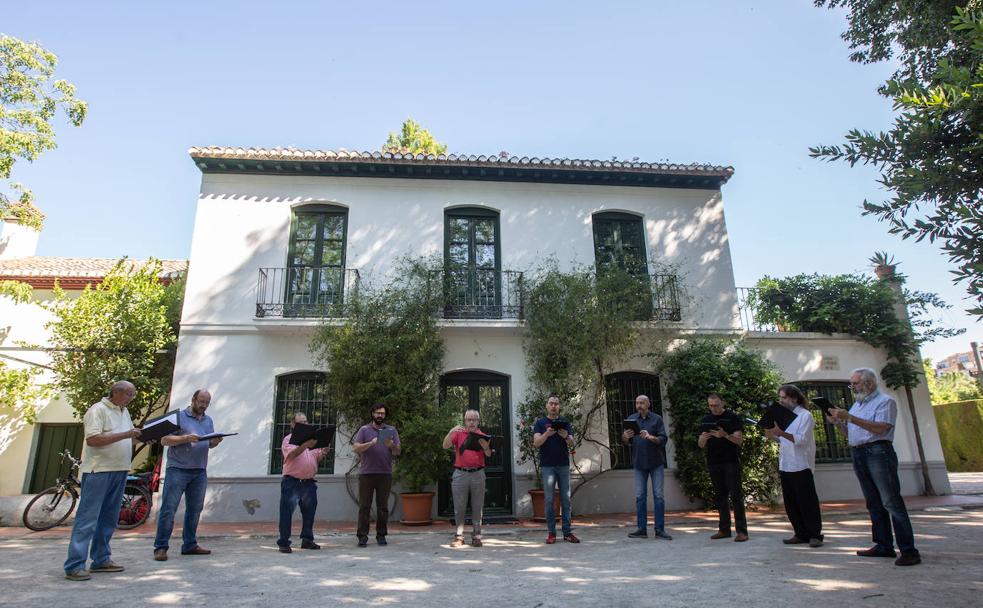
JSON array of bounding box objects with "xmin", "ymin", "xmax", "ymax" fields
[
  {"xmin": 605, "ymin": 372, "xmax": 663, "ymax": 470},
  {"xmin": 793, "ymin": 381, "xmax": 853, "ymax": 463},
  {"xmin": 270, "ymin": 372, "xmax": 335, "ymax": 474}
]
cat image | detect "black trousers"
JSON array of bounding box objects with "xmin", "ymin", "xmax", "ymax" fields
[
  {"xmin": 707, "ymin": 461, "xmax": 747, "ymax": 535},
  {"xmin": 780, "ymin": 469, "xmax": 823, "ymax": 540},
  {"xmin": 357, "ymin": 474, "xmax": 392, "ymax": 538}
]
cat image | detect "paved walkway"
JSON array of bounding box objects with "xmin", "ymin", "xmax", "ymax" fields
[
  {"xmin": 1, "ymin": 506, "xmax": 981, "ymax": 607},
  {"xmin": 949, "ymin": 471, "xmax": 983, "ymax": 495}
]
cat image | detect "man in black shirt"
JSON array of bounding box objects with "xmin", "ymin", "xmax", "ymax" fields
[{"xmin": 698, "ymin": 393, "xmax": 748, "ymax": 542}]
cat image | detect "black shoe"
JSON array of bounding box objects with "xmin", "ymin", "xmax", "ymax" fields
[
  {"xmin": 376, "ymin": 536, "xmax": 388, "ymax": 546},
  {"xmin": 856, "ymin": 546, "xmax": 896, "ymax": 558},
  {"xmin": 357, "ymin": 536, "xmax": 368, "ymax": 548},
  {"xmin": 300, "ymin": 541, "xmax": 321, "ymax": 550},
  {"xmin": 628, "ymin": 529, "xmax": 648, "ymax": 538},
  {"xmin": 278, "ymin": 545, "xmax": 292, "ymax": 553},
  {"xmin": 783, "ymin": 536, "xmax": 807, "ymax": 545},
  {"xmin": 895, "ymin": 552, "xmax": 921, "ymax": 566},
  {"xmin": 654, "ymin": 530, "xmax": 673, "ymax": 540}
]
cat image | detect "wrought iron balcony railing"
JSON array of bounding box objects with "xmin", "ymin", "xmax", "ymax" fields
[
  {"xmin": 256, "ymin": 267, "xmax": 360, "ymax": 318},
  {"xmin": 438, "ymin": 268, "xmax": 524, "ymax": 320},
  {"xmin": 648, "ymin": 273, "xmax": 682, "ymax": 322},
  {"xmin": 736, "ymin": 287, "xmax": 780, "ymax": 332}
]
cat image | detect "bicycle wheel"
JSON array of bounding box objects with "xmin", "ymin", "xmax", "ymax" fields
[
  {"xmin": 23, "ymin": 486, "xmax": 77, "ymax": 531},
  {"xmin": 118, "ymin": 483, "xmax": 152, "ymax": 529}
]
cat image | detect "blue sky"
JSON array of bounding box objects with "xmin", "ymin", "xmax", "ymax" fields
[{"xmin": 4, "ymin": 0, "xmax": 979, "ymax": 361}]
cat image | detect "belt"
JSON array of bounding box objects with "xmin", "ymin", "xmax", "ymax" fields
[
  {"xmin": 455, "ymin": 467, "xmax": 484, "ymax": 473},
  {"xmin": 850, "ymin": 440, "xmax": 892, "ymax": 449},
  {"xmin": 284, "ymin": 475, "xmax": 316, "ymax": 482}
]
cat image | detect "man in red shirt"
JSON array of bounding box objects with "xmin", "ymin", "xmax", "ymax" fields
[
  {"xmin": 277, "ymin": 412, "xmax": 330, "ymax": 553},
  {"xmin": 442, "ymin": 410, "xmax": 492, "ymax": 547}
]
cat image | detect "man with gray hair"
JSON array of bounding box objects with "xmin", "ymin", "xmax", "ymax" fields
[
  {"xmin": 827, "ymin": 368, "xmax": 921, "ymax": 566},
  {"xmin": 64, "ymin": 381, "xmax": 142, "ymax": 581},
  {"xmin": 442, "ymin": 409, "xmax": 492, "ymax": 547}
]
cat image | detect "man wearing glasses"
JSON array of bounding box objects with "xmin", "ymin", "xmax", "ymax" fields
[{"xmin": 827, "ymin": 368, "xmax": 921, "ymax": 566}]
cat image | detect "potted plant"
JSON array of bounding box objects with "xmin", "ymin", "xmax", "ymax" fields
[
  {"xmin": 869, "ymin": 251, "xmax": 898, "ymax": 280},
  {"xmin": 394, "ymin": 403, "xmax": 457, "ymax": 525}
]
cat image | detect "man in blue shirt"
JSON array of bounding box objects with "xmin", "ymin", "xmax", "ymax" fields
[
  {"xmin": 533, "ymin": 395, "xmax": 579, "ymax": 544},
  {"xmin": 153, "ymin": 389, "xmax": 224, "ymax": 561},
  {"xmin": 622, "ymin": 394, "xmax": 672, "ymax": 540},
  {"xmin": 827, "ymin": 368, "xmax": 921, "ymax": 566}
]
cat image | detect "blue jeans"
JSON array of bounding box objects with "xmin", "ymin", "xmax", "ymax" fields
[
  {"xmin": 851, "ymin": 441, "xmax": 918, "ymax": 555},
  {"xmin": 540, "ymin": 465, "xmax": 572, "ymax": 535},
  {"xmin": 154, "ymin": 467, "xmax": 207, "ymax": 552},
  {"xmin": 64, "ymin": 471, "xmax": 127, "ymax": 573},
  {"xmin": 278, "ymin": 476, "xmax": 318, "ymax": 547},
  {"xmin": 634, "ymin": 466, "xmax": 665, "ymax": 533}
]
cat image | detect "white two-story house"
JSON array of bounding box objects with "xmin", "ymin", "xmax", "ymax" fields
[{"xmin": 172, "ymin": 147, "xmax": 949, "ymax": 522}]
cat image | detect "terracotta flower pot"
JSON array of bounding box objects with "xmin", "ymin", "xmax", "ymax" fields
[
  {"xmin": 399, "ymin": 492, "xmax": 435, "ymax": 526},
  {"xmin": 528, "ymin": 488, "xmax": 561, "ymax": 522}
]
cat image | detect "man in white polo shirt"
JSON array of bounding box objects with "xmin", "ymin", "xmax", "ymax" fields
[{"xmin": 64, "ymin": 381, "xmax": 141, "ymax": 581}]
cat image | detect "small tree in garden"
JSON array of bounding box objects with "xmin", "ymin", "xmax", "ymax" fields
[{"xmin": 654, "ymin": 338, "xmax": 783, "ymax": 505}]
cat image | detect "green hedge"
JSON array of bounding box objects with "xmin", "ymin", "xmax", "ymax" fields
[{"xmin": 933, "ymin": 400, "xmax": 983, "ymax": 472}]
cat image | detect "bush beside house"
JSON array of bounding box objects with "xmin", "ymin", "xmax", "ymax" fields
[{"xmin": 933, "ymin": 400, "xmax": 983, "ymax": 472}]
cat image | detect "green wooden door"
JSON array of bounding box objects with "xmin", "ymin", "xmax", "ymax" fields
[
  {"xmin": 437, "ymin": 371, "xmax": 513, "ymax": 517},
  {"xmin": 29, "ymin": 423, "xmax": 84, "ymax": 493}
]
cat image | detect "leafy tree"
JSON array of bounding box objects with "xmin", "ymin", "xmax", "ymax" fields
[
  {"xmin": 44, "ymin": 259, "xmax": 184, "ymax": 457},
  {"xmin": 0, "ymin": 361, "xmax": 48, "ymax": 424},
  {"xmin": 924, "ymin": 358, "xmax": 983, "ymax": 403},
  {"xmin": 811, "ymin": 6, "xmax": 983, "ymax": 316},
  {"xmin": 654, "ymin": 338, "xmax": 783, "ymax": 506},
  {"xmin": 309, "ymin": 256, "xmax": 454, "ymax": 493},
  {"xmin": 382, "ymin": 118, "xmax": 448, "ymax": 156},
  {"xmin": 0, "ymin": 35, "xmax": 87, "ymax": 230}
]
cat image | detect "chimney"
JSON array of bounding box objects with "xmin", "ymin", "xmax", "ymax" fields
[{"xmin": 0, "ymin": 218, "xmax": 40, "ymax": 260}]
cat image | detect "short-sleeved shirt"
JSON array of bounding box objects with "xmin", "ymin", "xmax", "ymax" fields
[
  {"xmin": 847, "ymin": 390, "xmax": 896, "ymax": 446},
  {"xmin": 354, "ymin": 424, "xmax": 400, "ymax": 474},
  {"xmin": 778, "ymin": 406, "xmax": 816, "ymax": 472},
  {"xmin": 450, "ymin": 429, "xmax": 488, "ymax": 469},
  {"xmin": 625, "ymin": 411, "xmax": 668, "ymax": 470},
  {"xmin": 164, "ymin": 407, "xmax": 215, "ymax": 470},
  {"xmin": 534, "ymin": 417, "xmax": 573, "ymax": 467},
  {"xmin": 281, "ymin": 434, "xmax": 327, "ymax": 479},
  {"xmin": 81, "ymin": 398, "xmax": 134, "ymax": 473},
  {"xmin": 702, "ymin": 410, "xmax": 744, "ymax": 465}
]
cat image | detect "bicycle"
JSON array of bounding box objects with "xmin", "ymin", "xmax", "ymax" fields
[{"xmin": 22, "ymin": 449, "xmax": 158, "ymax": 531}]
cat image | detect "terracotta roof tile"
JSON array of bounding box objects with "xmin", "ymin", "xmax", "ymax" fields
[{"xmin": 0, "ymin": 257, "xmax": 186, "ymax": 279}]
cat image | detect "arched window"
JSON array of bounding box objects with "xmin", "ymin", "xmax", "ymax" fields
[
  {"xmin": 592, "ymin": 211, "xmax": 649, "ymax": 275},
  {"xmin": 285, "ymin": 204, "xmax": 349, "ymax": 316},
  {"xmin": 605, "ymin": 371, "xmax": 663, "ymax": 470},
  {"xmin": 443, "ymin": 207, "xmax": 503, "ymax": 318},
  {"xmin": 269, "ymin": 372, "xmax": 335, "ymax": 474}
]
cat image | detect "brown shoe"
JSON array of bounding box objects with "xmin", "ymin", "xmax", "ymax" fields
[
  {"xmin": 710, "ymin": 531, "xmax": 731, "ymax": 540},
  {"xmin": 153, "ymin": 549, "xmax": 168, "ymax": 562},
  {"xmin": 471, "ymin": 537, "xmax": 483, "ymax": 547},
  {"xmin": 90, "ymin": 560, "xmax": 124, "ymax": 573},
  {"xmin": 180, "ymin": 546, "xmax": 211, "ymax": 556},
  {"xmin": 450, "ymin": 537, "xmax": 465, "ymax": 548},
  {"xmin": 734, "ymin": 533, "xmax": 749, "ymax": 542}
]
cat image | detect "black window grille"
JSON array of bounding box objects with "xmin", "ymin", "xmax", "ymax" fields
[
  {"xmin": 605, "ymin": 372, "xmax": 663, "ymax": 470},
  {"xmin": 270, "ymin": 372, "xmax": 335, "ymax": 474}
]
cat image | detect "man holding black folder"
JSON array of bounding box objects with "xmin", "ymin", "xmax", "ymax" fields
[
  {"xmin": 442, "ymin": 409, "xmax": 492, "ymax": 547},
  {"xmin": 277, "ymin": 412, "xmax": 331, "ymax": 553},
  {"xmin": 698, "ymin": 393, "xmax": 748, "ymax": 542},
  {"xmin": 352, "ymin": 403, "xmax": 401, "ymax": 548},
  {"xmin": 621, "ymin": 395, "xmax": 671, "ymax": 540},
  {"xmin": 533, "ymin": 395, "xmax": 579, "ymax": 544},
  {"xmin": 153, "ymin": 389, "xmax": 224, "ymax": 561}
]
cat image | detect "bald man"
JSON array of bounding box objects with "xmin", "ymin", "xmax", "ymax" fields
[
  {"xmin": 64, "ymin": 381, "xmax": 142, "ymax": 581},
  {"xmin": 153, "ymin": 389, "xmax": 224, "ymax": 561}
]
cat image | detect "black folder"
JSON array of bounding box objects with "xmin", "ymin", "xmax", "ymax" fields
[
  {"xmin": 289, "ymin": 423, "xmax": 336, "ymax": 449},
  {"xmin": 461, "ymin": 432, "xmax": 494, "ymax": 452},
  {"xmin": 377, "ymin": 428, "xmax": 396, "ymax": 443},
  {"xmin": 812, "ymin": 397, "xmax": 836, "ymax": 419},
  {"xmin": 549, "ymin": 419, "xmax": 569, "ymax": 432},
  {"xmin": 623, "ymin": 419, "xmax": 641, "ymax": 435},
  {"xmin": 139, "ymin": 410, "xmax": 180, "ymax": 442},
  {"xmin": 698, "ymin": 421, "xmax": 721, "ymax": 434},
  {"xmin": 756, "ymin": 402, "xmax": 797, "ymax": 431}
]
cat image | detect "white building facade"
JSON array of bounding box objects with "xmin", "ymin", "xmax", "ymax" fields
[{"xmin": 172, "ymin": 147, "xmax": 949, "ymax": 522}]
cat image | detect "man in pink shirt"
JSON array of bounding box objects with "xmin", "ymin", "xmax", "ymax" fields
[
  {"xmin": 277, "ymin": 412, "xmax": 330, "ymax": 553},
  {"xmin": 442, "ymin": 409, "xmax": 492, "ymax": 547}
]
